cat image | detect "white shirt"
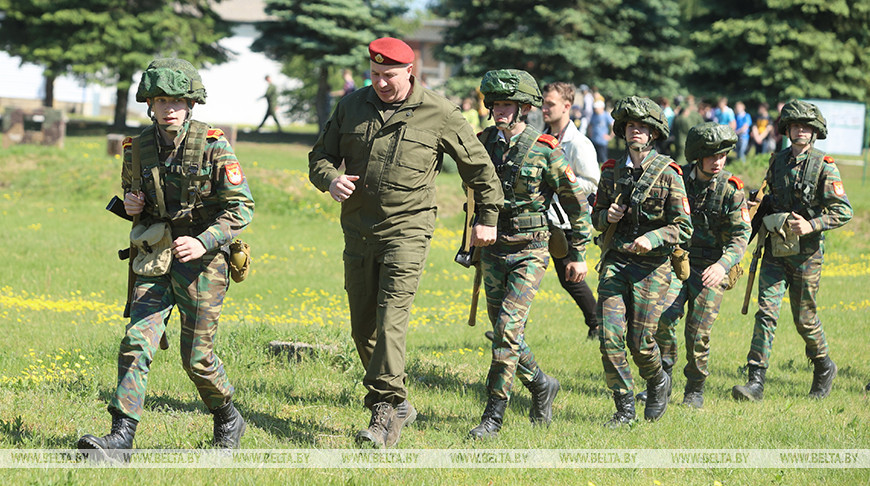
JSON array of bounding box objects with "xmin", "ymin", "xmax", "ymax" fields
[{"xmin": 546, "ymin": 121, "xmax": 601, "ymax": 229}]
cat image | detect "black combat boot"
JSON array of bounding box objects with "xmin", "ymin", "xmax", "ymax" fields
[
  {"xmin": 385, "ymin": 400, "xmax": 417, "ymax": 448},
  {"xmin": 355, "ymin": 402, "xmax": 394, "ymax": 448},
  {"xmin": 682, "ymin": 380, "xmax": 705, "ymax": 409},
  {"xmin": 636, "ymin": 364, "xmax": 672, "ymax": 403},
  {"xmin": 605, "ymin": 391, "xmax": 636, "ymax": 427},
  {"xmin": 526, "ymin": 368, "xmax": 561, "ymax": 425},
  {"xmin": 77, "ymin": 410, "xmax": 138, "ymax": 458},
  {"xmin": 808, "ymin": 356, "xmax": 838, "ymax": 399},
  {"xmin": 469, "ymin": 396, "xmax": 508, "ymax": 440},
  {"xmin": 643, "ymin": 369, "xmax": 671, "ymax": 421},
  {"xmin": 731, "ymin": 365, "xmax": 766, "ymax": 402},
  {"xmin": 587, "ymin": 325, "xmax": 599, "ymax": 341},
  {"xmin": 211, "ymin": 401, "xmax": 246, "ymax": 449}
]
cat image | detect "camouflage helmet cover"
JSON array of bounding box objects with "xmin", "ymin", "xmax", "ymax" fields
[
  {"xmin": 480, "ymin": 69, "xmax": 543, "ymax": 109},
  {"xmin": 777, "ymin": 99, "xmax": 826, "ymax": 139},
  {"xmin": 135, "ymin": 58, "xmax": 207, "ymax": 104},
  {"xmin": 685, "ymin": 122, "xmax": 737, "ymax": 162},
  {"xmin": 611, "ymin": 96, "xmax": 670, "ymax": 139}
]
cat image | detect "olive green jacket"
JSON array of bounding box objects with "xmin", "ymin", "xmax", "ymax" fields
[{"xmin": 309, "ymin": 78, "xmax": 502, "ymax": 240}]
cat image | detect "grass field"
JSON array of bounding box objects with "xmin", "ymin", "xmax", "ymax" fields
[{"xmin": 1, "ymin": 135, "xmax": 869, "ymax": 484}]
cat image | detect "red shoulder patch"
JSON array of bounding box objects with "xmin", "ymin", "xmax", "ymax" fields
[
  {"xmin": 601, "ymin": 159, "xmax": 617, "ymax": 169},
  {"xmin": 668, "ymin": 161, "xmax": 683, "ymax": 175},
  {"xmin": 121, "ymin": 136, "xmax": 133, "ymax": 149},
  {"xmin": 537, "ymin": 133, "xmax": 559, "ymax": 149},
  {"xmin": 728, "ymin": 175, "xmax": 744, "ymax": 189},
  {"xmin": 207, "ymin": 128, "xmax": 225, "ymax": 139},
  {"xmin": 824, "ymin": 155, "xmax": 835, "ymax": 164},
  {"xmin": 225, "ymin": 161, "xmax": 243, "ymax": 185}
]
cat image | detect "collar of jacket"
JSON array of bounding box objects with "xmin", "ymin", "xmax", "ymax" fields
[{"xmin": 364, "ymin": 75, "xmax": 424, "ymax": 115}]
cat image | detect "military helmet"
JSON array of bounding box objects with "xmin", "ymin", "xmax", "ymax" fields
[
  {"xmin": 611, "ymin": 96, "xmax": 669, "ymax": 139},
  {"xmin": 135, "ymin": 58, "xmax": 207, "ymax": 104},
  {"xmin": 777, "ymin": 99, "xmax": 826, "ymax": 139},
  {"xmin": 479, "ymin": 69, "xmax": 543, "ymax": 109},
  {"xmin": 685, "ymin": 122, "xmax": 737, "ymax": 162}
]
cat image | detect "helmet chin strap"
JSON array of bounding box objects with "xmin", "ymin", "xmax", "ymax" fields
[
  {"xmin": 492, "ymin": 104, "xmax": 523, "ymax": 131},
  {"xmin": 626, "ymin": 127, "xmax": 658, "ymax": 152}
]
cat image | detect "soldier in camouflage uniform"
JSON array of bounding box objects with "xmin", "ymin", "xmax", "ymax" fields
[
  {"xmin": 78, "ymin": 58, "xmax": 254, "ymax": 454},
  {"xmin": 468, "ymin": 70, "xmax": 592, "ymax": 440},
  {"xmin": 732, "ymin": 100, "xmax": 852, "ymax": 402},
  {"xmin": 309, "ymin": 38, "xmax": 502, "ymax": 448},
  {"xmin": 592, "ymin": 96, "xmax": 693, "ymax": 425},
  {"xmin": 638, "ymin": 123, "xmax": 750, "ymax": 409}
]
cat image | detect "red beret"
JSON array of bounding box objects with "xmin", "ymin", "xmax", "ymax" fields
[{"xmin": 368, "ymin": 37, "xmax": 414, "ymax": 65}]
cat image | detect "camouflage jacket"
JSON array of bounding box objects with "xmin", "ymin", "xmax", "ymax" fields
[
  {"xmin": 681, "ymin": 166, "xmax": 750, "ymax": 270},
  {"xmin": 121, "ymin": 120, "xmax": 255, "ymax": 252},
  {"xmin": 766, "ymin": 147, "xmax": 852, "ymax": 239},
  {"xmin": 592, "ymin": 150, "xmax": 693, "ymax": 258},
  {"xmin": 479, "ymin": 125, "xmax": 592, "ymax": 262},
  {"xmin": 309, "ymin": 77, "xmax": 502, "ymax": 241}
]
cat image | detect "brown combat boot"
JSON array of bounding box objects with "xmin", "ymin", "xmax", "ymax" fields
[
  {"xmin": 732, "ymin": 365, "xmax": 766, "ymax": 401},
  {"xmin": 355, "ymin": 402, "xmax": 394, "ymax": 448},
  {"xmin": 808, "ymin": 356, "xmax": 837, "ymax": 399},
  {"xmin": 384, "ymin": 400, "xmax": 417, "ymax": 448}
]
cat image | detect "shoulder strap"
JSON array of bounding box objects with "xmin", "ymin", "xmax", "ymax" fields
[
  {"xmin": 707, "ymin": 169, "xmax": 733, "ymax": 215},
  {"xmin": 629, "ymin": 154, "xmax": 671, "ymax": 208},
  {"xmin": 180, "ymin": 120, "xmax": 210, "ymax": 210},
  {"xmin": 501, "ymin": 125, "xmax": 540, "ymax": 211},
  {"xmin": 131, "ymin": 136, "xmax": 142, "ymax": 194},
  {"xmin": 797, "ymin": 148, "xmax": 825, "ymax": 207}
]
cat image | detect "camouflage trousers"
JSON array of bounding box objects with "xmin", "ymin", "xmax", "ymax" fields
[
  {"xmin": 598, "ymin": 252, "xmax": 671, "ymax": 394},
  {"xmin": 110, "ymin": 251, "xmax": 233, "ymax": 422},
  {"xmin": 481, "ymin": 239, "xmax": 548, "ymax": 400},
  {"xmin": 748, "ymin": 246, "xmax": 828, "ymax": 368},
  {"xmin": 344, "ymin": 234, "xmax": 430, "ymax": 409},
  {"xmin": 655, "ymin": 263, "xmax": 728, "ymax": 382}
]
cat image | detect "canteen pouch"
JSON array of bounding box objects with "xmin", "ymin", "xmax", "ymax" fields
[
  {"xmin": 228, "ymin": 239, "xmax": 251, "ymax": 283},
  {"xmin": 670, "ymin": 247, "xmax": 690, "ymax": 281},
  {"xmin": 547, "ymin": 226, "xmax": 569, "ymax": 259},
  {"xmin": 763, "ymin": 212, "xmax": 800, "ymax": 257},
  {"xmin": 130, "ymin": 222, "xmax": 172, "ymax": 276},
  {"xmin": 724, "ymin": 263, "xmax": 743, "ymax": 291}
]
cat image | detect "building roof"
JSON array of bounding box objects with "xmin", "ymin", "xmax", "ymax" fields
[{"xmin": 211, "ymin": 0, "xmax": 273, "ymax": 22}]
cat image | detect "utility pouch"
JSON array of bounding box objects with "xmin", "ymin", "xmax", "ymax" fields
[
  {"xmin": 724, "ymin": 263, "xmax": 743, "ymax": 291},
  {"xmin": 130, "ymin": 222, "xmax": 172, "ymax": 276},
  {"xmin": 763, "ymin": 212, "xmax": 800, "ymax": 257},
  {"xmin": 228, "ymin": 239, "xmax": 251, "ymax": 283},
  {"xmin": 548, "ymin": 226, "xmax": 569, "ymax": 259},
  {"xmin": 670, "ymin": 247, "xmax": 690, "ymax": 281}
]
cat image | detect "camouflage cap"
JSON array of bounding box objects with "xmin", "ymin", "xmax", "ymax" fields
[
  {"xmin": 480, "ymin": 69, "xmax": 543, "ymax": 109},
  {"xmin": 778, "ymin": 99, "xmax": 826, "ymax": 139},
  {"xmin": 685, "ymin": 122, "xmax": 737, "ymax": 162},
  {"xmin": 611, "ymin": 96, "xmax": 669, "ymax": 139},
  {"xmin": 135, "ymin": 58, "xmax": 207, "ymax": 104}
]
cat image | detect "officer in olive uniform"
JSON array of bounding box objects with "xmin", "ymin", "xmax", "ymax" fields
[
  {"xmin": 78, "ymin": 58, "xmax": 254, "ymax": 454},
  {"xmin": 732, "ymin": 99, "xmax": 852, "ymax": 402},
  {"xmin": 308, "ymin": 37, "xmax": 503, "ymax": 448},
  {"xmin": 641, "ymin": 123, "xmax": 750, "ymax": 409},
  {"xmin": 468, "ymin": 70, "xmax": 592, "ymax": 440},
  {"xmin": 592, "ymin": 96, "xmax": 693, "ymax": 426}
]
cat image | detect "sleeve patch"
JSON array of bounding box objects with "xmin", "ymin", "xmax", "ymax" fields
[
  {"xmin": 225, "ymin": 161, "xmax": 243, "ymax": 185},
  {"xmin": 833, "ymin": 181, "xmax": 845, "ymax": 197},
  {"xmin": 564, "ymin": 165, "xmax": 576, "ymax": 183},
  {"xmin": 824, "ymin": 155, "xmax": 835, "ymax": 164},
  {"xmin": 668, "ymin": 161, "xmax": 683, "ymax": 175},
  {"xmin": 537, "ymin": 134, "xmax": 559, "ymax": 149},
  {"xmin": 728, "ymin": 175, "xmax": 744, "ymax": 190},
  {"xmin": 601, "ymin": 159, "xmax": 617, "ymax": 169},
  {"xmin": 682, "ymin": 196, "xmax": 691, "ymax": 215},
  {"xmin": 741, "ymin": 207, "xmax": 751, "ymax": 224},
  {"xmin": 121, "ymin": 136, "xmax": 133, "ymax": 148},
  {"xmin": 207, "ymin": 128, "xmax": 225, "ymax": 139}
]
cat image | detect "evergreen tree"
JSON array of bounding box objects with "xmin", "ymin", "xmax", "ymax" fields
[
  {"xmin": 689, "ymin": 0, "xmax": 870, "ymax": 104},
  {"xmin": 252, "ymin": 0, "xmax": 406, "ymax": 129},
  {"xmin": 434, "ymin": 0, "xmax": 695, "ymax": 102},
  {"xmin": 0, "ymin": 0, "xmax": 231, "ymax": 130}
]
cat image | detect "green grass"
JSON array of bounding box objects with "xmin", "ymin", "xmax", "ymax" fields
[{"xmin": 1, "ymin": 136, "xmax": 869, "ymax": 484}]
